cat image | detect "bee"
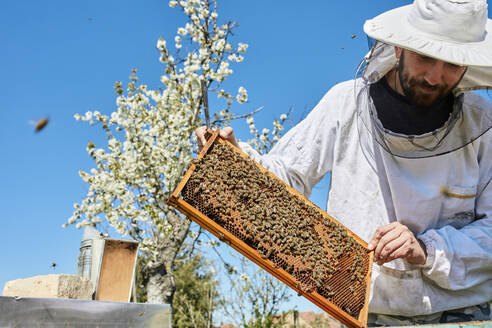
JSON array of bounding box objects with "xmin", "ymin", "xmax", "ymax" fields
[
  {"xmin": 33, "ymin": 117, "xmax": 49, "ymax": 132},
  {"xmin": 51, "ymin": 262, "xmax": 57, "ymax": 269}
]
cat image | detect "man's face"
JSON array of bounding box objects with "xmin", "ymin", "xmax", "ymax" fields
[{"xmin": 396, "ymin": 48, "xmax": 467, "ymax": 107}]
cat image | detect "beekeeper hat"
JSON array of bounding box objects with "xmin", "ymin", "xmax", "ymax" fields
[
  {"xmin": 362, "ymin": 0, "xmax": 492, "ymax": 91},
  {"xmin": 364, "ymin": 0, "xmax": 492, "ymax": 66}
]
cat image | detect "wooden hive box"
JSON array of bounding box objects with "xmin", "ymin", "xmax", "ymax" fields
[
  {"xmin": 169, "ymin": 130, "xmax": 374, "ymax": 328},
  {"xmin": 94, "ymin": 239, "xmax": 139, "ymax": 302}
]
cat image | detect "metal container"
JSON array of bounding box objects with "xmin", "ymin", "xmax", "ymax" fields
[
  {"xmin": 77, "ymin": 238, "xmax": 92, "ymax": 279},
  {"xmin": 0, "ymin": 296, "xmax": 171, "ymax": 327},
  {"xmin": 77, "ymin": 225, "xmax": 106, "ymax": 293}
]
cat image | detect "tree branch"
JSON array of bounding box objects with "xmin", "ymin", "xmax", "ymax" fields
[{"xmin": 212, "ymin": 106, "xmax": 264, "ymax": 125}]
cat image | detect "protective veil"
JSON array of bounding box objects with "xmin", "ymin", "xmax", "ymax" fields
[
  {"xmin": 358, "ymin": 0, "xmax": 492, "ymax": 159},
  {"xmin": 355, "ymin": 40, "xmax": 492, "ymax": 159}
]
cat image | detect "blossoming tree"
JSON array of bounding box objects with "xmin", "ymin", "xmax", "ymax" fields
[{"xmin": 65, "ymin": 0, "xmax": 287, "ymax": 306}]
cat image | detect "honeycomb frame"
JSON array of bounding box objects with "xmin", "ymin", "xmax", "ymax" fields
[{"xmin": 169, "ymin": 130, "xmax": 373, "ymax": 328}]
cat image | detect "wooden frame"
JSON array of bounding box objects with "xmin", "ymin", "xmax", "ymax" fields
[{"xmin": 169, "ymin": 130, "xmax": 373, "ymax": 328}]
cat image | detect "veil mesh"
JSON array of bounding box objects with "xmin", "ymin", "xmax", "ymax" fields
[{"xmin": 354, "ymin": 40, "xmax": 492, "ymax": 159}]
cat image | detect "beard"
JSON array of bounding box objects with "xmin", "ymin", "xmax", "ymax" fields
[{"xmin": 397, "ymin": 52, "xmax": 457, "ymax": 108}]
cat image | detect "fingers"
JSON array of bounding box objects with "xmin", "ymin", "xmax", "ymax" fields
[
  {"xmin": 368, "ymin": 222, "xmax": 400, "ymax": 250},
  {"xmin": 195, "ymin": 126, "xmax": 208, "ymax": 150},
  {"xmin": 368, "ymin": 222, "xmax": 426, "ymax": 265},
  {"xmin": 194, "ymin": 126, "xmax": 239, "ymax": 152},
  {"xmin": 220, "ymin": 127, "xmax": 239, "ymax": 148},
  {"xmin": 372, "ymin": 224, "xmax": 403, "ymax": 265},
  {"xmin": 220, "ymin": 126, "xmax": 234, "ymax": 139},
  {"xmin": 385, "ymin": 238, "xmax": 414, "ymax": 263},
  {"xmin": 375, "ymin": 232, "xmax": 410, "ymax": 265}
]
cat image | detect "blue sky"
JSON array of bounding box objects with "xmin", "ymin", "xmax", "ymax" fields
[{"xmin": 4, "ymin": 0, "xmax": 475, "ymax": 315}]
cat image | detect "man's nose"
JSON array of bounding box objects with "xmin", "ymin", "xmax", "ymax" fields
[{"xmin": 424, "ymin": 61, "xmax": 445, "ymax": 86}]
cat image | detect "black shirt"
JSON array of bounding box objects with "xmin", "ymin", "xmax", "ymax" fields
[{"xmin": 369, "ymin": 77, "xmax": 454, "ymax": 135}]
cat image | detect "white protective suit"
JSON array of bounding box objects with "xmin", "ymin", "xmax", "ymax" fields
[{"xmin": 238, "ymin": 76, "xmax": 492, "ymax": 317}]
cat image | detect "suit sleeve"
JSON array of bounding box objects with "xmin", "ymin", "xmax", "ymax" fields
[{"xmin": 418, "ymin": 131, "xmax": 492, "ymax": 292}]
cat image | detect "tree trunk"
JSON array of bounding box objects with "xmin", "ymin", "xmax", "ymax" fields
[
  {"xmin": 145, "ymin": 204, "xmax": 191, "ymax": 305},
  {"xmin": 146, "ymin": 260, "xmax": 175, "ymax": 304}
]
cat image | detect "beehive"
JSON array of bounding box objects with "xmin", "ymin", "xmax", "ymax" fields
[{"xmin": 169, "ymin": 130, "xmax": 373, "ymax": 328}]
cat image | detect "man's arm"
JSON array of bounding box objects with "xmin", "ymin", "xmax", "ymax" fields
[
  {"xmin": 417, "ymin": 183, "xmax": 492, "ymax": 290},
  {"xmin": 370, "ymin": 150, "xmax": 492, "ymax": 293},
  {"xmin": 368, "ymin": 180, "xmax": 492, "ymax": 291},
  {"xmin": 412, "ymin": 131, "xmax": 492, "ymax": 291}
]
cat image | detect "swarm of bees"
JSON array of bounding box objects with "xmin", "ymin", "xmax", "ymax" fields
[{"xmin": 184, "ymin": 142, "xmax": 369, "ymax": 317}]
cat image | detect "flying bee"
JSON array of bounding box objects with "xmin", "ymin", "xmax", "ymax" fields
[
  {"xmin": 51, "ymin": 262, "xmax": 57, "ymax": 269},
  {"xmin": 30, "ymin": 117, "xmax": 49, "ymax": 132}
]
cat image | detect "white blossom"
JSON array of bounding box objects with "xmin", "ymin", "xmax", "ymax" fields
[
  {"xmin": 239, "ymin": 273, "xmax": 250, "ymax": 282},
  {"xmin": 238, "ymin": 43, "xmax": 248, "ymax": 53},
  {"xmin": 157, "ymin": 37, "xmax": 167, "ymax": 50},
  {"xmin": 65, "ymin": 2, "xmax": 285, "ymax": 305},
  {"xmin": 236, "ymin": 86, "xmax": 248, "ymax": 104}
]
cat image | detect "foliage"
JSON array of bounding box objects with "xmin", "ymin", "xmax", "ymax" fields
[
  {"xmin": 134, "ymin": 254, "xmax": 149, "ymax": 303},
  {"xmin": 172, "ymin": 251, "xmax": 219, "ymax": 328},
  {"xmin": 245, "ymin": 112, "xmax": 289, "ymax": 154},
  {"xmin": 135, "ymin": 248, "xmax": 219, "ymax": 328},
  {"xmin": 217, "ymin": 253, "xmax": 292, "ymax": 328}
]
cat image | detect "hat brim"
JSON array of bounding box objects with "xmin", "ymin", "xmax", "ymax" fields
[{"xmin": 363, "ymin": 5, "xmax": 492, "ymax": 67}]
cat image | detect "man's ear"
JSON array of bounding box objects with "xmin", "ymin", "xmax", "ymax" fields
[{"xmin": 394, "ymin": 46, "xmax": 402, "ymax": 60}]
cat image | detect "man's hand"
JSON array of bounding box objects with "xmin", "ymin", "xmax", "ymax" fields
[
  {"xmin": 368, "ymin": 222, "xmax": 427, "ymax": 266},
  {"xmin": 194, "ymin": 126, "xmax": 239, "ymax": 152}
]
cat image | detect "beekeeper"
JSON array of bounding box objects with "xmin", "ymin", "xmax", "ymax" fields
[{"xmin": 196, "ymin": 0, "xmax": 492, "ymax": 325}]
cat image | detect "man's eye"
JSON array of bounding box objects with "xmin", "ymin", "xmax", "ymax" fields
[
  {"xmin": 446, "ymin": 63, "xmax": 462, "ymax": 70},
  {"xmin": 419, "ymin": 55, "xmax": 434, "ymax": 62}
]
